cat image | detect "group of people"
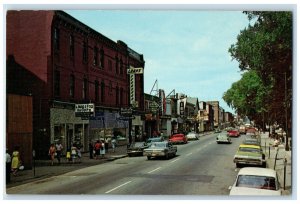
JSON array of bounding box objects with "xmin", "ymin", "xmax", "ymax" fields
[
  {"xmin": 89, "ymin": 137, "xmax": 117, "ymax": 159},
  {"xmin": 48, "ymin": 141, "xmax": 84, "ymax": 164},
  {"xmin": 48, "ymin": 141, "xmax": 64, "ymax": 165}
]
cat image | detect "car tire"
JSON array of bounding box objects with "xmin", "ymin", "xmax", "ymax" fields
[
  {"xmin": 165, "ymin": 153, "xmax": 169, "ymax": 160},
  {"xmin": 262, "ymin": 162, "xmax": 266, "ymax": 168},
  {"xmin": 147, "ymin": 156, "xmax": 151, "ymax": 160},
  {"xmin": 236, "ymin": 163, "xmax": 241, "ymax": 168}
]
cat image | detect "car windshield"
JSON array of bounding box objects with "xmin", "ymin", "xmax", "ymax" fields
[
  {"xmin": 236, "ymin": 175, "xmax": 277, "ymax": 190},
  {"xmin": 147, "ymin": 138, "xmax": 161, "ymax": 143},
  {"xmin": 150, "ymin": 143, "xmax": 166, "ymax": 148},
  {"xmin": 239, "ymin": 147, "xmax": 261, "ymax": 153}
]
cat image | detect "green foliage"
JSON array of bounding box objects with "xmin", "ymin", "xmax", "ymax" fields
[{"xmin": 226, "ymin": 11, "xmax": 292, "ymax": 128}]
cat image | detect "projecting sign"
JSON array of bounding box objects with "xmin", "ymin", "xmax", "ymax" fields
[
  {"xmin": 130, "ymin": 74, "xmax": 135, "ymax": 105},
  {"xmin": 127, "ymin": 67, "xmax": 143, "ymax": 74}
]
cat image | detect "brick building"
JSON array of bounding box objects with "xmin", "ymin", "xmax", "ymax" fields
[{"xmin": 6, "ymin": 10, "xmax": 145, "ymax": 159}]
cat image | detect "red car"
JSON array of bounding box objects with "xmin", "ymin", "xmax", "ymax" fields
[
  {"xmin": 228, "ymin": 129, "xmax": 240, "ymax": 137},
  {"xmin": 169, "ymin": 134, "xmax": 188, "ymax": 144}
]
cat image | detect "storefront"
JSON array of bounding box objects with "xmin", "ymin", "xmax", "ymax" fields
[{"xmin": 50, "ymin": 107, "xmax": 89, "ymax": 154}]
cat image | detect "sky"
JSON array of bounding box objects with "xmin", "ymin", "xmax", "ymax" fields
[{"xmin": 64, "ymin": 10, "xmax": 250, "ymax": 114}]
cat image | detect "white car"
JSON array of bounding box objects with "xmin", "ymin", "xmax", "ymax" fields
[
  {"xmin": 216, "ymin": 133, "xmax": 231, "ymax": 144},
  {"xmin": 229, "ymin": 167, "xmax": 281, "ymax": 196},
  {"xmin": 186, "ymin": 132, "xmax": 199, "ymax": 140}
]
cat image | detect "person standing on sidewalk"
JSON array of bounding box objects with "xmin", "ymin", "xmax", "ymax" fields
[
  {"xmin": 6, "ymin": 149, "xmax": 11, "ymax": 183},
  {"xmin": 55, "ymin": 141, "xmax": 63, "ymax": 164},
  {"xmin": 104, "ymin": 137, "xmax": 109, "ymax": 153},
  {"xmin": 111, "ymin": 136, "xmax": 117, "ymax": 153},
  {"xmin": 48, "ymin": 144, "xmax": 56, "ymax": 166},
  {"xmin": 11, "ymin": 146, "xmax": 21, "ymax": 175},
  {"xmin": 89, "ymin": 141, "xmax": 94, "ymax": 159},
  {"xmin": 100, "ymin": 140, "xmax": 106, "ymax": 158},
  {"xmin": 94, "ymin": 140, "xmax": 101, "ymax": 159}
]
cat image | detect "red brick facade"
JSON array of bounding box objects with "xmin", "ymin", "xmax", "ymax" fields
[{"xmin": 7, "ymin": 10, "xmax": 145, "ymax": 159}]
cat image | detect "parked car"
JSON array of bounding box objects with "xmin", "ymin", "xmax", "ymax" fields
[
  {"xmin": 143, "ymin": 141, "xmax": 177, "ymax": 160},
  {"xmin": 233, "ymin": 144, "xmax": 266, "ymax": 168},
  {"xmin": 214, "ymin": 128, "xmax": 222, "ymax": 133},
  {"xmin": 216, "ymin": 133, "xmax": 231, "ymax": 144},
  {"xmin": 186, "ymin": 132, "xmax": 199, "ymax": 140},
  {"xmin": 242, "ymin": 137, "xmax": 261, "ymax": 146},
  {"xmin": 127, "ymin": 142, "xmax": 148, "ymax": 157},
  {"xmin": 145, "ymin": 137, "xmax": 164, "ymax": 147},
  {"xmin": 229, "ymin": 167, "xmax": 281, "ymax": 195},
  {"xmin": 169, "ymin": 133, "xmax": 187, "ymax": 144},
  {"xmin": 228, "ymin": 129, "xmax": 240, "ymax": 137}
]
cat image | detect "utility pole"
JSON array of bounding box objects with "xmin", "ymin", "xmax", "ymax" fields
[{"xmin": 284, "ymin": 72, "xmax": 289, "ymax": 151}]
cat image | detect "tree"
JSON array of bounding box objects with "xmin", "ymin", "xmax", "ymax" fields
[
  {"xmin": 223, "ymin": 70, "xmax": 270, "ymax": 123},
  {"xmin": 227, "ymin": 11, "xmax": 292, "ymax": 133}
]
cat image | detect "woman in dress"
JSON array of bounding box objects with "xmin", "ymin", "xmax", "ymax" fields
[
  {"xmin": 11, "ymin": 146, "xmax": 20, "ymax": 176},
  {"xmin": 48, "ymin": 144, "xmax": 56, "ymax": 165}
]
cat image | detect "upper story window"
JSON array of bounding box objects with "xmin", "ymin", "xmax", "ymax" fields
[
  {"xmin": 100, "ymin": 49, "xmax": 104, "ymax": 68},
  {"xmin": 83, "ymin": 41, "xmax": 88, "ymax": 63},
  {"xmin": 69, "ymin": 74, "xmax": 75, "ymax": 98},
  {"xmin": 82, "ymin": 78, "xmax": 88, "ymax": 100},
  {"xmin": 54, "ymin": 69, "xmax": 60, "ymax": 96},
  {"xmin": 101, "ymin": 81, "xmax": 105, "ymax": 103},
  {"xmin": 120, "ymin": 59, "xmax": 123, "ymax": 75},
  {"xmin": 108, "ymin": 59, "xmax": 112, "ymax": 71},
  {"xmin": 120, "ymin": 87, "xmax": 124, "ymax": 106},
  {"xmin": 93, "ymin": 46, "xmax": 98, "ymax": 66},
  {"xmin": 116, "ymin": 86, "xmax": 119, "ymax": 106},
  {"xmin": 115, "ymin": 56, "xmax": 119, "ymax": 74},
  {"xmin": 69, "ymin": 35, "xmax": 74, "ymax": 57},
  {"xmin": 95, "ymin": 80, "xmax": 99, "ymax": 102},
  {"xmin": 54, "ymin": 28, "xmax": 60, "ymax": 50}
]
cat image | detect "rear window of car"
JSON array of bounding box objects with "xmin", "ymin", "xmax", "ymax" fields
[
  {"xmin": 150, "ymin": 142, "xmax": 166, "ymax": 148},
  {"xmin": 236, "ymin": 175, "xmax": 277, "ymax": 190},
  {"xmin": 239, "ymin": 147, "xmax": 261, "ymax": 153}
]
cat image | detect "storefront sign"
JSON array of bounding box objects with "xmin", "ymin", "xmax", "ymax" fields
[
  {"xmin": 75, "ymin": 103, "xmax": 94, "ymax": 113},
  {"xmin": 127, "ymin": 67, "xmax": 144, "ymax": 74}
]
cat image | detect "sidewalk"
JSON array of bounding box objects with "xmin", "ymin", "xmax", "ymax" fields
[
  {"xmin": 6, "ymin": 145, "xmax": 128, "ymax": 188},
  {"xmin": 260, "ymin": 133, "xmax": 292, "ymax": 196}
]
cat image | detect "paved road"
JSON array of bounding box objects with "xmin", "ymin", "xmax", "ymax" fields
[{"xmin": 6, "ymin": 132, "xmax": 241, "ymax": 196}]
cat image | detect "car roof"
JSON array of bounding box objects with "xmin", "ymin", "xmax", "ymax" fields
[
  {"xmin": 238, "ymin": 167, "xmax": 277, "ymax": 177},
  {"xmin": 239, "ymin": 144, "xmax": 260, "ymax": 149}
]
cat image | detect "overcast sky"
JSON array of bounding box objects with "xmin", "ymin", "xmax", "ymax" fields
[{"xmin": 65, "ymin": 10, "xmax": 249, "ymax": 113}]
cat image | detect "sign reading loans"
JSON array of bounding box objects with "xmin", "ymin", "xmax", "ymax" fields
[{"xmin": 127, "ymin": 67, "xmax": 143, "ymax": 74}]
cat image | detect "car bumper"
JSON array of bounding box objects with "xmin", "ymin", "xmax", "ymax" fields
[{"xmin": 143, "ymin": 151, "xmax": 166, "ymax": 157}]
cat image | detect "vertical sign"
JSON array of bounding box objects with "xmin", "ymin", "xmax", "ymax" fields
[{"xmin": 130, "ymin": 74, "xmax": 135, "ymax": 105}]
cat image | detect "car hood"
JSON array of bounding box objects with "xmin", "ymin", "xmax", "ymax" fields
[{"xmin": 230, "ymin": 187, "xmax": 281, "ymax": 196}]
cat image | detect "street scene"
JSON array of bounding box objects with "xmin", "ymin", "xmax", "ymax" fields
[{"xmin": 4, "ymin": 6, "xmax": 293, "ymax": 199}]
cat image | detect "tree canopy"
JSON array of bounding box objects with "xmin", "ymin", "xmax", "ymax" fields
[{"xmin": 224, "ymin": 11, "xmax": 292, "ymax": 130}]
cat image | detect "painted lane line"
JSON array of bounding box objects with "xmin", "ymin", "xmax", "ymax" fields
[
  {"xmin": 147, "ymin": 167, "xmax": 161, "ymax": 174},
  {"xmin": 170, "ymin": 158, "xmax": 180, "ymax": 163},
  {"xmin": 105, "ymin": 181, "xmax": 132, "ymax": 194},
  {"xmin": 186, "ymin": 152, "xmax": 193, "ymax": 156}
]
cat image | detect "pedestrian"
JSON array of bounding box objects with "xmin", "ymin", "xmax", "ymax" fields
[
  {"xmin": 94, "ymin": 140, "xmax": 101, "ymax": 159},
  {"xmin": 11, "ymin": 146, "xmax": 21, "ymax": 176},
  {"xmin": 104, "ymin": 137, "xmax": 109, "ymax": 152},
  {"xmin": 6, "ymin": 149, "xmax": 11, "ymax": 183},
  {"xmin": 66, "ymin": 148, "xmax": 71, "ymax": 162},
  {"xmin": 48, "ymin": 143, "xmax": 56, "ymax": 165},
  {"xmin": 89, "ymin": 141, "xmax": 94, "ymax": 159},
  {"xmin": 100, "ymin": 140, "xmax": 106, "ymax": 158},
  {"xmin": 71, "ymin": 144, "xmax": 78, "ymax": 163},
  {"xmin": 55, "ymin": 141, "xmax": 63, "ymax": 164},
  {"xmin": 77, "ymin": 143, "xmax": 82, "ymax": 163},
  {"xmin": 111, "ymin": 136, "xmax": 117, "ymax": 153}
]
